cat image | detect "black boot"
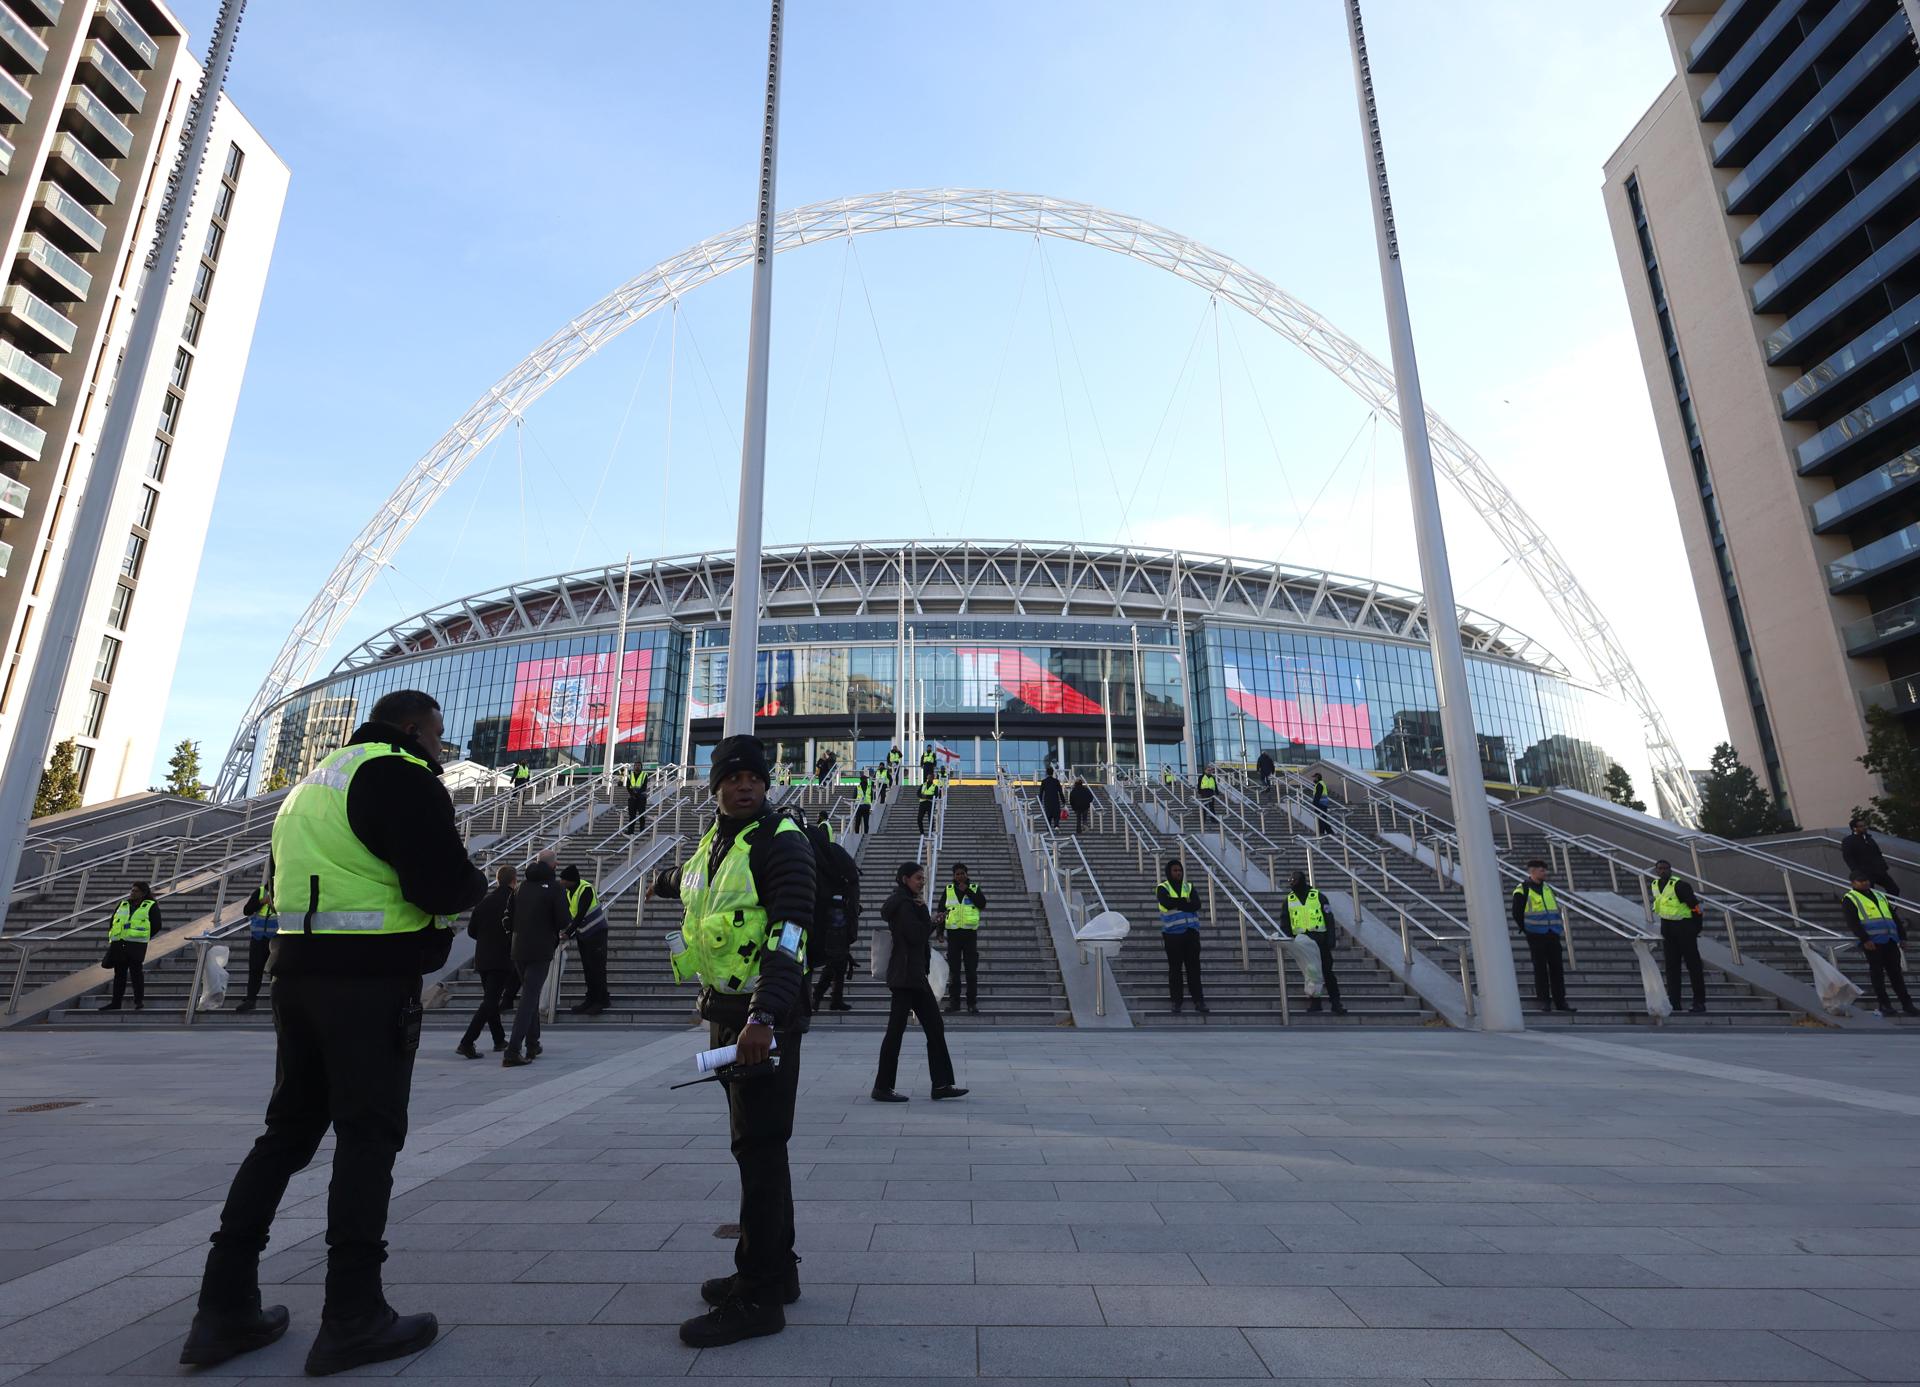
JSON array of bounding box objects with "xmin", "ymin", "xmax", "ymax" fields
[
  {"xmin": 455, "ymin": 1041, "xmax": 480, "ymax": 1060},
  {"xmin": 679, "ymin": 1294, "xmax": 784, "ymax": 1348},
  {"xmin": 178, "ymin": 1304, "xmax": 289, "ymax": 1367},
  {"xmin": 702, "ymin": 1259, "xmax": 801, "ymax": 1307},
  {"xmin": 304, "ymin": 1307, "xmax": 438, "ymax": 1376}
]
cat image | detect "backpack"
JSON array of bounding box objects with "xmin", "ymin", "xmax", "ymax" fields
[{"xmin": 794, "ymin": 816, "xmax": 861, "ymax": 936}]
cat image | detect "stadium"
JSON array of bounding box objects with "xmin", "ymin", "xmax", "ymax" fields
[{"xmin": 249, "ymin": 538, "xmax": 1645, "ymax": 795}]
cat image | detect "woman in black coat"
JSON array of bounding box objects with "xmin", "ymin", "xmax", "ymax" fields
[
  {"xmin": 456, "ymin": 865, "xmax": 517, "ymax": 1058},
  {"xmin": 871, "ymin": 862, "xmax": 968, "ymax": 1103},
  {"xmin": 503, "ymin": 857, "xmax": 571, "ymax": 1067}
]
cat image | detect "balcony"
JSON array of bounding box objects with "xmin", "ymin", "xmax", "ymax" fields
[
  {"xmin": 31, "ymin": 183, "xmax": 104, "ymax": 252},
  {"xmin": 91, "ymin": 0, "xmax": 154, "ymax": 70},
  {"xmin": 1861, "ymin": 674, "xmax": 1920, "ymax": 715},
  {"xmin": 14, "ymin": 0, "xmax": 59, "ymax": 20},
  {"xmin": 1830, "ymin": 522, "xmax": 1920, "ymax": 592},
  {"xmin": 0, "ymin": 474, "xmax": 25, "ymax": 519},
  {"xmin": 0, "ymin": 130, "xmax": 12, "ymax": 176},
  {"xmin": 0, "ymin": 340, "xmax": 58, "ymax": 407},
  {"xmin": 1796, "ymin": 367, "xmax": 1920, "ymax": 474},
  {"xmin": 46, "ymin": 131, "xmax": 118, "ymax": 203},
  {"xmin": 1713, "ymin": 0, "xmax": 1876, "ymax": 170},
  {"xmin": 1812, "ymin": 447, "xmax": 1920, "ymax": 533},
  {"xmin": 0, "ymin": 3, "xmax": 47, "ymax": 76},
  {"xmin": 0, "ymin": 67, "xmax": 28, "ymax": 123},
  {"xmin": 1699, "ymin": 0, "xmax": 1814, "ymax": 123},
  {"xmin": 0, "ymin": 284, "xmax": 76, "ymax": 352},
  {"xmin": 62, "ymin": 86, "xmax": 131, "ymax": 157},
  {"xmin": 1688, "ymin": 0, "xmax": 1764, "ymax": 73},
  {"xmin": 78, "ymin": 38, "xmax": 142, "ymax": 113},
  {"xmin": 16, "ymin": 231, "xmax": 87, "ymax": 301},
  {"xmin": 1763, "ymin": 218, "xmax": 1920, "ymax": 366},
  {"xmin": 1752, "ymin": 143, "xmax": 1920, "ymax": 316},
  {"xmin": 1843, "ymin": 594, "xmax": 1920, "ymax": 655},
  {"xmin": 0, "ymin": 398, "xmax": 45, "ymax": 461},
  {"xmin": 0, "ymin": 540, "xmax": 13, "ymax": 578}
]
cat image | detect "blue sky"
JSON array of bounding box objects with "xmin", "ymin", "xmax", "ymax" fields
[{"xmin": 156, "ymin": 1, "xmax": 1708, "ymax": 788}]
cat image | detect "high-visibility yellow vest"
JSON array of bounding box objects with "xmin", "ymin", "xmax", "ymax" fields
[
  {"xmin": 567, "ymin": 880, "xmax": 597, "ymax": 919},
  {"xmin": 668, "ymin": 815, "xmax": 807, "ymax": 993},
  {"xmin": 1287, "ymin": 889, "xmax": 1327, "ymax": 934},
  {"xmin": 1158, "ymin": 880, "xmax": 1194, "ymax": 914},
  {"xmin": 627, "ymin": 767, "xmax": 648, "ymax": 791},
  {"xmin": 888, "ymin": 750, "xmax": 902, "ymax": 765},
  {"xmin": 271, "ymin": 743, "xmax": 452, "ymax": 936},
  {"xmin": 1518, "ymin": 883, "xmax": 1562, "ymax": 935},
  {"xmin": 857, "ymin": 782, "xmax": 872, "ymax": 805},
  {"xmin": 1199, "ymin": 774, "xmax": 1216, "ymax": 793},
  {"xmin": 1848, "ymin": 888, "xmax": 1900, "ymax": 945},
  {"xmin": 1651, "ymin": 877, "xmax": 1694, "ymax": 921},
  {"xmin": 109, "ymin": 899, "xmax": 154, "ymax": 942},
  {"xmin": 1161, "ymin": 767, "xmax": 1174, "ymax": 785},
  {"xmin": 944, "ymin": 884, "xmax": 981, "ymax": 930},
  {"xmin": 919, "ymin": 781, "xmax": 937, "ymax": 800},
  {"xmin": 514, "ymin": 765, "xmax": 529, "ymax": 783}
]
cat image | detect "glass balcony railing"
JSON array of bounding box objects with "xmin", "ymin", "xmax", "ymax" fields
[
  {"xmin": 0, "ymin": 131, "xmax": 13, "ymax": 177},
  {"xmin": 1, "ymin": 284, "xmax": 76, "ymax": 352},
  {"xmin": 0, "ymin": 540, "xmax": 14, "ymax": 578},
  {"xmin": 1860, "ymin": 674, "xmax": 1920, "ymax": 714},
  {"xmin": 1726, "ymin": 13, "xmax": 1908, "ymax": 214},
  {"xmin": 1830, "ymin": 522, "xmax": 1920, "ymax": 591},
  {"xmin": 17, "ymin": 231, "xmax": 88, "ymax": 300},
  {"xmin": 1752, "ymin": 143, "xmax": 1920, "ymax": 314},
  {"xmin": 1714, "ymin": 0, "xmax": 1871, "ymax": 167},
  {"xmin": 0, "ymin": 398, "xmax": 46, "ymax": 460},
  {"xmin": 93, "ymin": 0, "xmax": 155, "ymax": 69},
  {"xmin": 1688, "ymin": 0, "xmax": 1761, "ymax": 71},
  {"xmin": 33, "ymin": 183, "xmax": 104, "ymax": 251},
  {"xmin": 1811, "ymin": 446, "xmax": 1920, "ymax": 532},
  {"xmin": 0, "ymin": 474, "xmax": 26, "ymax": 518},
  {"xmin": 79, "ymin": 38, "xmax": 142, "ymax": 112},
  {"xmin": 1844, "ymin": 595, "xmax": 1920, "ymax": 654},
  {"xmin": 1764, "ymin": 218, "xmax": 1920, "ymax": 364},
  {"xmin": 14, "ymin": 0, "xmax": 60, "ymax": 21},
  {"xmin": 1700, "ymin": 0, "xmax": 1812, "ymax": 122},
  {"xmin": 48, "ymin": 131, "xmax": 118, "ymax": 202},
  {"xmin": 0, "ymin": 3, "xmax": 48, "ymax": 75},
  {"xmin": 0, "ymin": 340, "xmax": 59, "ymax": 406},
  {"xmin": 1742, "ymin": 69, "xmax": 1920, "ymax": 264},
  {"xmin": 63, "ymin": 85, "xmax": 132, "ymax": 157},
  {"xmin": 0, "ymin": 68, "xmax": 29, "ymax": 123},
  {"xmin": 1796, "ymin": 366, "xmax": 1920, "ymax": 473}
]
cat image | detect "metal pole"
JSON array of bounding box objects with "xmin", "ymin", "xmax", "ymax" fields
[
  {"xmin": 1173, "ymin": 553, "xmax": 1197, "ymax": 775},
  {"xmin": 0, "ymin": 0, "xmax": 248, "ymax": 936},
  {"xmin": 1130, "ymin": 625, "xmax": 1149, "ymax": 772},
  {"xmin": 1102, "ymin": 649, "xmax": 1115, "ymax": 772},
  {"xmin": 1343, "ymin": 0, "xmax": 1521, "ymax": 1030},
  {"xmin": 604, "ymin": 553, "xmax": 632, "ymax": 776},
  {"xmin": 894, "ymin": 553, "xmax": 907, "ymax": 753},
  {"xmin": 721, "ymin": 0, "xmax": 784, "ymax": 737}
]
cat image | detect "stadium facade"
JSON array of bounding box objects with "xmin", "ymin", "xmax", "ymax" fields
[{"xmin": 248, "ymin": 541, "xmax": 1645, "ymax": 794}]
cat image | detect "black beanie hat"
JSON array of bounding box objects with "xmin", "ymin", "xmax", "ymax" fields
[{"xmin": 709, "ymin": 734, "xmax": 772, "ymax": 792}]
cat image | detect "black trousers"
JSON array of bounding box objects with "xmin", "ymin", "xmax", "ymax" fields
[
  {"xmin": 243, "ymin": 935, "xmax": 271, "ymax": 1004},
  {"xmin": 1163, "ymin": 929, "xmax": 1203, "ymax": 1006},
  {"xmin": 712, "ymin": 1019, "xmax": 801, "ymax": 1295},
  {"xmin": 853, "ymin": 803, "xmax": 871, "ymax": 835},
  {"xmin": 577, "ymin": 932, "xmax": 611, "ymax": 1007},
  {"xmin": 201, "ymin": 972, "xmax": 418, "ymax": 1320},
  {"xmin": 946, "ymin": 930, "xmax": 979, "ymax": 1008},
  {"xmin": 107, "ymin": 940, "xmax": 147, "ymax": 1006},
  {"xmin": 1660, "ymin": 921, "xmax": 1706, "ymax": 1008},
  {"xmin": 626, "ymin": 794, "xmax": 648, "ymax": 832},
  {"xmin": 1305, "ymin": 930, "xmax": 1342, "ymax": 1005},
  {"xmin": 876, "ymin": 986, "xmax": 954, "ymax": 1090},
  {"xmin": 811, "ymin": 955, "xmax": 850, "ymax": 1007},
  {"xmin": 917, "ymin": 799, "xmax": 933, "ymax": 833},
  {"xmin": 507, "ymin": 958, "xmax": 547, "ymax": 1053},
  {"xmin": 877, "ymin": 780, "xmax": 890, "ymax": 803},
  {"xmin": 1524, "ymin": 930, "xmax": 1568, "ymax": 1008},
  {"xmin": 1074, "ymin": 809, "xmax": 1088, "ymax": 834},
  {"xmin": 922, "ymin": 765, "xmax": 936, "ymax": 783},
  {"xmin": 1866, "ymin": 945, "xmax": 1915, "ymax": 1012},
  {"xmin": 1041, "ymin": 802, "xmax": 1060, "ymax": 832},
  {"xmin": 460, "ymin": 967, "xmax": 514, "ymax": 1049}
]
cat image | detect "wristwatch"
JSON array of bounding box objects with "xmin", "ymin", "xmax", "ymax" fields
[{"xmin": 746, "ymin": 1010, "xmax": 776, "ymax": 1031}]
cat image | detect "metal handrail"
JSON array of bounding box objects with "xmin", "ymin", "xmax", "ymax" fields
[{"xmin": 1679, "ymin": 829, "xmax": 1920, "ymax": 918}]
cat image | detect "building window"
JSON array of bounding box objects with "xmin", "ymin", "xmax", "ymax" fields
[
  {"xmin": 157, "ymin": 390, "xmax": 182, "ymax": 436},
  {"xmin": 73, "ymin": 744, "xmax": 93, "ymax": 792},
  {"xmin": 106, "ymin": 582, "xmax": 132, "ymax": 630},
  {"xmin": 169, "ymin": 347, "xmax": 192, "ymax": 390},
  {"xmin": 81, "ymin": 688, "xmax": 106, "ymax": 737},
  {"xmin": 181, "ymin": 303, "xmax": 203, "ymax": 346},
  {"xmin": 212, "ymin": 180, "xmax": 233, "ymax": 222},
  {"xmin": 120, "ymin": 531, "xmax": 143, "ymax": 578},
  {"xmin": 224, "ymin": 143, "xmax": 244, "ymax": 182},
  {"xmin": 93, "ymin": 634, "xmax": 119, "ymax": 683},
  {"xmin": 147, "ymin": 435, "xmax": 170, "ymax": 480},
  {"xmin": 202, "ymin": 221, "xmax": 223, "ymax": 262},
  {"xmin": 191, "ymin": 261, "xmax": 213, "ymax": 304},
  {"xmin": 136, "ymin": 485, "xmax": 158, "ymax": 529}
]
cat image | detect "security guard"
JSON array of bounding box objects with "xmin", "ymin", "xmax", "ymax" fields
[
  {"xmin": 916, "ymin": 776, "xmax": 940, "ymax": 836},
  {"xmin": 98, "ymin": 882, "xmax": 160, "ymax": 1011},
  {"xmin": 1285, "ymin": 870, "xmax": 1347, "ymax": 1016},
  {"xmin": 1157, "ymin": 859, "xmax": 1208, "ymax": 1015},
  {"xmin": 649, "ymin": 734, "xmax": 815, "ymax": 1347},
  {"xmin": 887, "ymin": 744, "xmax": 903, "ymax": 775},
  {"xmin": 1511, "ymin": 859, "xmax": 1575, "ymax": 1014},
  {"xmin": 625, "ymin": 763, "xmax": 650, "ymax": 835},
  {"xmin": 1843, "ymin": 874, "xmax": 1919, "ymax": 1017},
  {"xmin": 1311, "ymin": 773, "xmax": 1334, "ymax": 837},
  {"xmin": 183, "ymin": 690, "xmax": 485, "ymax": 1375},
  {"xmin": 233, "ymin": 885, "xmax": 277, "ymax": 1014},
  {"xmin": 920, "ymin": 745, "xmax": 938, "ymax": 784},
  {"xmin": 512, "ymin": 762, "xmax": 530, "ymax": 796},
  {"xmin": 1650, "ymin": 859, "xmax": 1706, "ymax": 1014},
  {"xmin": 852, "ymin": 772, "xmax": 874, "ymax": 836},
  {"xmin": 876, "ymin": 762, "xmax": 892, "ymax": 804},
  {"xmin": 1197, "ymin": 765, "xmax": 1219, "ymax": 823},
  {"xmin": 561, "ymin": 864, "xmax": 609, "ymax": 1015},
  {"xmin": 1161, "ymin": 764, "xmax": 1176, "ymax": 792},
  {"xmin": 938, "ymin": 862, "xmax": 986, "ymax": 1014}
]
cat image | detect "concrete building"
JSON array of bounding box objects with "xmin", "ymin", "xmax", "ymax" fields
[
  {"xmin": 1604, "ymin": 1, "xmax": 1920, "ymax": 828},
  {"xmin": 0, "ymin": 0, "xmax": 284, "ymax": 802}
]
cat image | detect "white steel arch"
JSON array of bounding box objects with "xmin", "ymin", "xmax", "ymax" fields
[{"xmin": 216, "ymin": 189, "xmax": 1698, "ymax": 821}]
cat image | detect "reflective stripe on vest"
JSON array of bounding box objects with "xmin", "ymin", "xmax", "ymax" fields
[
  {"xmin": 271, "ymin": 743, "xmax": 448, "ymax": 937},
  {"xmin": 945, "ymin": 884, "xmax": 981, "ymax": 930},
  {"xmin": 1287, "ymin": 889, "xmax": 1326, "ymax": 934},
  {"xmin": 109, "ymin": 899, "xmax": 154, "ymax": 942},
  {"xmin": 1848, "ymin": 888, "xmax": 1900, "ymax": 945},
  {"xmin": 1158, "ymin": 879, "xmax": 1200, "ymax": 932},
  {"xmin": 1652, "ymin": 877, "xmax": 1694, "ymax": 921},
  {"xmin": 669, "ymin": 815, "xmax": 807, "ymax": 992},
  {"xmin": 627, "ymin": 768, "xmax": 648, "ymax": 791},
  {"xmin": 1520, "ymin": 883, "xmax": 1562, "ymax": 935}
]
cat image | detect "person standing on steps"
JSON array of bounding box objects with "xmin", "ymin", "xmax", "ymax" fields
[
  {"xmin": 502, "ymin": 854, "xmax": 570, "ymax": 1066},
  {"xmin": 232, "ymin": 886, "xmax": 276, "ymax": 1015},
  {"xmin": 919, "ymin": 745, "xmax": 939, "ymax": 784},
  {"xmin": 1311, "ymin": 773, "xmax": 1334, "ymax": 837},
  {"xmin": 455, "ymin": 866, "xmax": 516, "ymax": 1057},
  {"xmin": 1157, "ymin": 859, "xmax": 1208, "ymax": 1016},
  {"xmin": 1842, "ymin": 874, "xmax": 1920, "ymax": 1017},
  {"xmin": 1842, "ymin": 818, "xmax": 1902, "ymax": 898},
  {"xmin": 1284, "ymin": 871, "xmax": 1348, "ymax": 1016},
  {"xmin": 887, "ymin": 743, "xmax": 903, "ymax": 778},
  {"xmin": 852, "ymin": 771, "xmax": 873, "ymax": 837},
  {"xmin": 560, "ymin": 864, "xmax": 610, "ymax": 1016},
  {"xmin": 649, "ymin": 734, "xmax": 815, "ymax": 1348},
  {"xmin": 1197, "ymin": 765, "xmax": 1219, "ymax": 826},
  {"xmin": 872, "ymin": 861, "xmax": 968, "ymax": 1102},
  {"xmin": 808, "ymin": 820, "xmax": 860, "ymax": 1013},
  {"xmin": 1257, "ymin": 750, "xmax": 1276, "ymax": 802},
  {"xmin": 916, "ymin": 776, "xmax": 940, "ymax": 835},
  {"xmin": 512, "ymin": 762, "xmax": 530, "ymax": 799},
  {"xmin": 625, "ymin": 764, "xmax": 650, "ymax": 835},
  {"xmin": 1069, "ymin": 776, "xmax": 1093, "ymax": 835},
  {"xmin": 1512, "ymin": 859, "xmax": 1575, "ymax": 1015},
  {"xmin": 1649, "ymin": 859, "xmax": 1707, "ymax": 1015},
  {"xmin": 1162, "ymin": 763, "xmax": 1176, "ymax": 793},
  {"xmin": 97, "ymin": 881, "xmax": 160, "ymax": 1012},
  {"xmin": 875, "ymin": 762, "xmax": 892, "ymax": 805},
  {"xmin": 939, "ymin": 862, "xmax": 986, "ymax": 1015},
  {"xmin": 1038, "ymin": 768, "xmax": 1065, "ymax": 833},
  {"xmin": 180, "ymin": 689, "xmax": 486, "ymax": 1376}
]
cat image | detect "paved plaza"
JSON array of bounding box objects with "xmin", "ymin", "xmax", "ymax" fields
[{"xmin": 1, "ymin": 1024, "xmax": 1919, "ymax": 1384}]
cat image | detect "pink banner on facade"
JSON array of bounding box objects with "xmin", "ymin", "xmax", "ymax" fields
[{"xmin": 507, "ymin": 649, "xmax": 651, "ymax": 751}]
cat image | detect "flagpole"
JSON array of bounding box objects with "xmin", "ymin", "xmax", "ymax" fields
[{"xmin": 603, "ymin": 552, "xmax": 632, "ymax": 776}]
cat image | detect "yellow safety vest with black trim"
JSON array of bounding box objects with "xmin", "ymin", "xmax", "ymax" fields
[
  {"xmin": 944, "ymin": 884, "xmax": 981, "ymax": 930},
  {"xmin": 513, "ymin": 765, "xmax": 529, "ymax": 783},
  {"xmin": 1518, "ymin": 883, "xmax": 1563, "ymax": 936},
  {"xmin": 1287, "ymin": 889, "xmax": 1327, "ymax": 935},
  {"xmin": 1199, "ymin": 774, "xmax": 1217, "ymax": 793},
  {"xmin": 888, "ymin": 750, "xmax": 901, "ymax": 765},
  {"xmin": 667, "ymin": 815, "xmax": 808, "ymax": 993},
  {"xmin": 1158, "ymin": 879, "xmax": 1200, "ymax": 934},
  {"xmin": 270, "ymin": 743, "xmax": 451, "ymax": 937},
  {"xmin": 1161, "ymin": 767, "xmax": 1174, "ymax": 786},
  {"xmin": 567, "ymin": 880, "xmax": 597, "ymax": 919},
  {"xmin": 108, "ymin": 899, "xmax": 154, "ymax": 942},
  {"xmin": 856, "ymin": 781, "xmax": 872, "ymax": 805},
  {"xmin": 627, "ymin": 767, "xmax": 648, "ymax": 792},
  {"xmin": 1651, "ymin": 877, "xmax": 1695, "ymax": 921},
  {"xmin": 919, "ymin": 781, "xmax": 938, "ymax": 801},
  {"xmin": 1848, "ymin": 888, "xmax": 1900, "ymax": 945}
]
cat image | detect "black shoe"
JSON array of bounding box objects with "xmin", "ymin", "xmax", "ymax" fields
[
  {"xmin": 678, "ymin": 1294, "xmax": 784, "ymax": 1348},
  {"xmin": 1555, "ymin": 1003, "xmax": 1578, "ymax": 1014},
  {"xmin": 701, "ymin": 1262, "xmax": 801, "ymax": 1307},
  {"xmin": 942, "ymin": 1000, "xmax": 957, "ymax": 1013},
  {"xmin": 304, "ymin": 1307, "xmax": 438, "ymax": 1376},
  {"xmin": 491, "ymin": 1040, "xmax": 506, "ymax": 1053},
  {"xmin": 502, "ymin": 1050, "xmax": 530, "ymax": 1068},
  {"xmin": 1171, "ymin": 1002, "xmax": 1183, "ymax": 1015},
  {"xmin": 967, "ymin": 1004, "xmax": 979, "ymax": 1014},
  {"xmin": 1307, "ymin": 997, "xmax": 1323, "ymax": 1013},
  {"xmin": 829, "ymin": 1001, "xmax": 853, "ymax": 1012},
  {"xmin": 133, "ymin": 1003, "xmax": 144, "ymax": 1012},
  {"xmin": 97, "ymin": 1001, "xmax": 121, "ymax": 1011},
  {"xmin": 870, "ymin": 1088, "xmax": 909, "ymax": 1103},
  {"xmin": 455, "ymin": 1042, "xmax": 480, "ymax": 1060},
  {"xmin": 1331, "ymin": 1004, "xmax": 1349, "ymax": 1017},
  {"xmin": 584, "ymin": 1005, "xmax": 606, "ymax": 1017},
  {"xmin": 568, "ymin": 1001, "xmax": 592, "ymax": 1014},
  {"xmin": 178, "ymin": 1304, "xmax": 289, "ymax": 1367},
  {"xmin": 1194, "ymin": 1003, "xmax": 1210, "ymax": 1015},
  {"xmin": 527, "ymin": 1039, "xmax": 543, "ymax": 1058},
  {"xmin": 1689, "ymin": 1003, "xmax": 1707, "ymax": 1015},
  {"xmin": 233, "ymin": 999, "xmax": 257, "ymax": 1014},
  {"xmin": 932, "ymin": 1084, "xmax": 969, "ymax": 1100}
]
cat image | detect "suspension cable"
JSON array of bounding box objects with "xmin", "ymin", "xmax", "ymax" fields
[
  {"xmin": 846, "ymin": 235, "xmax": 936, "ymax": 534},
  {"xmin": 956, "ymin": 234, "xmax": 1039, "ymax": 537},
  {"xmin": 658, "ymin": 300, "xmax": 677, "ymax": 566},
  {"xmin": 1119, "ymin": 295, "xmax": 1212, "ymax": 535},
  {"xmin": 570, "ymin": 311, "xmax": 666, "ymax": 566},
  {"xmin": 1037, "ymin": 239, "xmax": 1087, "ymax": 536},
  {"xmin": 1212, "ymin": 297, "xmax": 1235, "ymax": 556},
  {"xmin": 1275, "ymin": 410, "xmax": 1376, "ymax": 562},
  {"xmin": 1222, "ymin": 307, "xmax": 1303, "ymax": 517},
  {"xmin": 805, "ymin": 237, "xmax": 853, "ymax": 542},
  {"xmin": 1037, "ymin": 237, "xmax": 1127, "ymax": 539}
]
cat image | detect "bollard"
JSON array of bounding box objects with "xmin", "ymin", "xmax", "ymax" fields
[
  {"xmin": 1562, "ymin": 911, "xmax": 1579, "ymax": 972},
  {"xmin": 1237, "ymin": 904, "xmax": 1249, "ymax": 970},
  {"xmin": 1398, "ymin": 906, "xmax": 1412, "ymax": 969},
  {"xmin": 1781, "ymin": 869, "xmax": 1800, "ymax": 925},
  {"xmin": 1274, "ymin": 939, "xmax": 1290, "ymax": 1026},
  {"xmin": 1460, "ymin": 947, "xmax": 1476, "ymax": 1019},
  {"xmin": 73, "ymin": 865, "xmax": 91, "ymax": 908},
  {"xmin": 1724, "ymin": 909, "xmax": 1741, "ymax": 965}
]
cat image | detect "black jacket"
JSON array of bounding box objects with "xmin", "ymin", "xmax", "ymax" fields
[
  {"xmin": 881, "ymin": 885, "xmax": 936, "ymax": 991},
  {"xmin": 1038, "ymin": 775, "xmax": 1064, "ymax": 812},
  {"xmin": 1069, "ymin": 784, "xmax": 1093, "ymax": 813},
  {"xmin": 466, "ymin": 884, "xmax": 515, "ymax": 972},
  {"xmin": 270, "ymin": 721, "xmax": 486, "ymax": 978},
  {"xmin": 1842, "ymin": 831, "xmax": 1891, "ymax": 880},
  {"xmin": 1257, "ymin": 752, "xmax": 1276, "ymax": 778},
  {"xmin": 653, "ymin": 807, "xmax": 816, "ymax": 1031},
  {"xmin": 510, "ymin": 863, "xmax": 571, "ymax": 968}
]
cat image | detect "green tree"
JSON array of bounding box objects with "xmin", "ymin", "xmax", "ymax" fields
[
  {"xmin": 1601, "ymin": 763, "xmax": 1646, "ymax": 812},
  {"xmin": 1855, "ymin": 704, "xmax": 1920, "ymax": 842},
  {"xmin": 264, "ymin": 766, "xmax": 293, "ymax": 792},
  {"xmin": 33, "ymin": 737, "xmax": 82, "ymax": 818},
  {"xmin": 165, "ymin": 738, "xmax": 207, "ymax": 800},
  {"xmin": 1697, "ymin": 741, "xmax": 1793, "ymax": 839}
]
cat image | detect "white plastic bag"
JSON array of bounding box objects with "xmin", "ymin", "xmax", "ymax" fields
[
  {"xmin": 1287, "ymin": 932, "xmax": 1324, "ymax": 998},
  {"xmin": 927, "ymin": 946, "xmax": 950, "ymax": 997},
  {"xmin": 197, "ymin": 945, "xmax": 230, "ymax": 1011},
  {"xmin": 1630, "ymin": 937, "xmax": 1672, "ymax": 1021},
  {"xmin": 1799, "ymin": 937, "xmax": 1864, "ymax": 1015},
  {"xmin": 869, "ymin": 928, "xmax": 893, "ymax": 980}
]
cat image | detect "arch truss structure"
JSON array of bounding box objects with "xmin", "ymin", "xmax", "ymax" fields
[{"xmin": 216, "ymin": 189, "xmax": 1699, "ymax": 822}]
